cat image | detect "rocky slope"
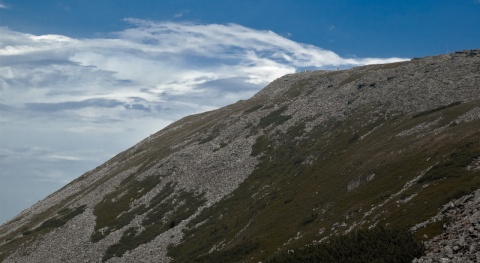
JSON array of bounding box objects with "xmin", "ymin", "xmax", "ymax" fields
[
  {"xmin": 413, "ymin": 188, "xmax": 480, "ymax": 263},
  {"xmin": 0, "ymin": 49, "xmax": 479, "ymax": 262}
]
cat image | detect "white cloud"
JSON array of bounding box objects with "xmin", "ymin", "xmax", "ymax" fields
[
  {"xmin": 0, "ymin": 20, "xmax": 407, "ymax": 224},
  {"xmin": 0, "ymin": 3, "xmax": 7, "ymax": 9}
]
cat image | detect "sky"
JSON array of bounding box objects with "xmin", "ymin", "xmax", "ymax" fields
[{"xmin": 0, "ymin": 1, "xmax": 479, "ymax": 225}]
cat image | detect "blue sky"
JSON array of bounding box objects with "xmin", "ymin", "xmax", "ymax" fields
[
  {"xmin": 0, "ymin": 1, "xmax": 479, "ymax": 224},
  {"xmin": 2, "ymin": 0, "xmax": 480, "ymax": 57}
]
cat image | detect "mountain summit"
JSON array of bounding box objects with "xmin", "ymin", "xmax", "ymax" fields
[{"xmin": 1, "ymin": 50, "xmax": 480, "ymax": 262}]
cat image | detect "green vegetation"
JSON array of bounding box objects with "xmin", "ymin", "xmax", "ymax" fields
[
  {"xmin": 103, "ymin": 227, "xmax": 138, "ymax": 261},
  {"xmin": 250, "ymin": 135, "xmax": 270, "ymax": 156},
  {"xmin": 348, "ymin": 132, "xmax": 360, "ymax": 144},
  {"xmin": 91, "ymin": 175, "xmax": 164, "ymax": 242},
  {"xmin": 198, "ymin": 123, "xmax": 227, "ymax": 144},
  {"xmin": 198, "ymin": 134, "xmax": 216, "ymax": 144},
  {"xmin": 266, "ymin": 226, "xmax": 424, "ymax": 263},
  {"xmin": 419, "ymin": 142, "xmax": 480, "ymax": 183},
  {"xmin": 367, "ymin": 60, "xmax": 411, "ymax": 71},
  {"xmin": 193, "ymin": 242, "xmax": 259, "ymax": 263},
  {"xmin": 169, "ymin": 109, "xmax": 390, "ymax": 262},
  {"xmin": 244, "ymin": 104, "xmax": 264, "ymax": 114},
  {"xmin": 258, "ymin": 106, "xmax": 292, "ymax": 129},
  {"xmin": 22, "ymin": 205, "xmax": 87, "ymax": 235},
  {"xmin": 100, "ymin": 183, "xmax": 206, "ymax": 262},
  {"xmin": 0, "ymin": 195, "xmax": 92, "ymax": 262},
  {"xmin": 412, "ymin": 101, "xmax": 462, "ymax": 118},
  {"xmin": 339, "ymin": 73, "xmax": 363, "ymax": 87},
  {"xmin": 414, "ymin": 220, "xmax": 446, "ymax": 241},
  {"xmin": 168, "ymin": 100, "xmax": 480, "ymax": 262}
]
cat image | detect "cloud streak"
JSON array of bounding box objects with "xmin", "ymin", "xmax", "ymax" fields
[
  {"xmin": 1, "ymin": 20, "xmax": 406, "ymax": 110},
  {"xmin": 0, "ymin": 20, "xmax": 406, "ymax": 223}
]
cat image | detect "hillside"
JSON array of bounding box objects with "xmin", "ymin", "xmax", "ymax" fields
[{"xmin": 0, "ymin": 49, "xmax": 479, "ymax": 262}]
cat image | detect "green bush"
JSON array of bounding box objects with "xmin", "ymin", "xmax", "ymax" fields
[
  {"xmin": 35, "ymin": 205, "xmax": 86, "ymax": 232},
  {"xmin": 91, "ymin": 176, "xmax": 164, "ymax": 242},
  {"xmin": 258, "ymin": 106, "xmax": 291, "ymax": 128},
  {"xmin": 244, "ymin": 104, "xmax": 264, "ymax": 114},
  {"xmin": 267, "ymin": 226, "xmax": 424, "ymax": 263},
  {"xmin": 193, "ymin": 242, "xmax": 259, "ymax": 263},
  {"xmin": 412, "ymin": 101, "xmax": 461, "ymax": 118},
  {"xmin": 419, "ymin": 142, "xmax": 479, "ymax": 183},
  {"xmin": 101, "ymin": 186, "xmax": 206, "ymax": 262},
  {"xmin": 251, "ymin": 135, "xmax": 270, "ymax": 156}
]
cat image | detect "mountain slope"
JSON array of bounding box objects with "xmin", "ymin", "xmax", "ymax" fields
[{"xmin": 1, "ymin": 49, "xmax": 479, "ymax": 262}]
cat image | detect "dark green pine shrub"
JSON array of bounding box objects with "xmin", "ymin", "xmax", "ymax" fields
[
  {"xmin": 35, "ymin": 205, "xmax": 87, "ymax": 232},
  {"xmin": 267, "ymin": 226, "xmax": 424, "ymax": 263},
  {"xmin": 258, "ymin": 106, "xmax": 292, "ymax": 129},
  {"xmin": 419, "ymin": 142, "xmax": 479, "ymax": 183}
]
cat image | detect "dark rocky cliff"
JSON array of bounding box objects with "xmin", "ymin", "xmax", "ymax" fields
[{"xmin": 1, "ymin": 49, "xmax": 479, "ymax": 262}]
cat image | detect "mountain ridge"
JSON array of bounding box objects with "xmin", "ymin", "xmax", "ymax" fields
[{"xmin": 1, "ymin": 49, "xmax": 479, "ymax": 262}]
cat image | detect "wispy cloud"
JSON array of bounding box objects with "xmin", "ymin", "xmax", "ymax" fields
[
  {"xmin": 0, "ymin": 1, "xmax": 10, "ymax": 9},
  {"xmin": 0, "ymin": 20, "xmax": 406, "ymax": 223},
  {"xmin": 0, "ymin": 20, "xmax": 406, "ymax": 127}
]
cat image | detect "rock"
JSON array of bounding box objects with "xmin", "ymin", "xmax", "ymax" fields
[
  {"xmin": 469, "ymin": 244, "xmax": 476, "ymax": 254},
  {"xmin": 474, "ymin": 190, "xmax": 480, "ymax": 203},
  {"xmin": 443, "ymin": 245, "xmax": 454, "ymax": 256}
]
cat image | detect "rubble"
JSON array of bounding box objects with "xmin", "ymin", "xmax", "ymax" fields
[{"xmin": 413, "ymin": 189, "xmax": 480, "ymax": 263}]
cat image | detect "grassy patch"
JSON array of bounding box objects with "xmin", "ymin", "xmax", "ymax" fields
[
  {"xmin": 412, "ymin": 102, "xmax": 462, "ymax": 118},
  {"xmin": 101, "ymin": 186, "xmax": 206, "ymax": 262},
  {"xmin": 338, "ymin": 73, "xmax": 363, "ymax": 87},
  {"xmin": 193, "ymin": 242, "xmax": 259, "ymax": 263},
  {"xmin": 367, "ymin": 60, "xmax": 411, "ymax": 71},
  {"xmin": 414, "ymin": 220, "xmax": 446, "ymax": 241},
  {"xmin": 0, "ymin": 198, "xmax": 92, "ymax": 262},
  {"xmin": 258, "ymin": 106, "xmax": 292, "ymax": 129},
  {"xmin": 266, "ymin": 226, "xmax": 424, "ymax": 263},
  {"xmin": 22, "ymin": 205, "xmax": 87, "ymax": 234},
  {"xmin": 198, "ymin": 124, "xmax": 225, "ymax": 144},
  {"xmin": 244, "ymin": 104, "xmax": 264, "ymax": 114},
  {"xmin": 418, "ymin": 142, "xmax": 480, "ymax": 183},
  {"xmin": 251, "ymin": 135, "xmax": 270, "ymax": 157},
  {"xmin": 91, "ymin": 175, "xmax": 164, "ymax": 242}
]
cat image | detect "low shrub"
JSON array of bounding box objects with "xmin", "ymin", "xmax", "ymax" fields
[
  {"xmin": 244, "ymin": 104, "xmax": 264, "ymax": 114},
  {"xmin": 419, "ymin": 142, "xmax": 479, "ymax": 183},
  {"xmin": 412, "ymin": 102, "xmax": 462, "ymax": 118},
  {"xmin": 258, "ymin": 106, "xmax": 291, "ymax": 129},
  {"xmin": 267, "ymin": 226, "xmax": 424, "ymax": 263}
]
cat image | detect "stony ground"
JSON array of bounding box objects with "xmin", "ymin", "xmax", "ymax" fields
[{"xmin": 413, "ymin": 189, "xmax": 480, "ymax": 263}]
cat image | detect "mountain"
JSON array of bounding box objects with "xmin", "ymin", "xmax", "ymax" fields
[{"xmin": 1, "ymin": 49, "xmax": 479, "ymax": 263}]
